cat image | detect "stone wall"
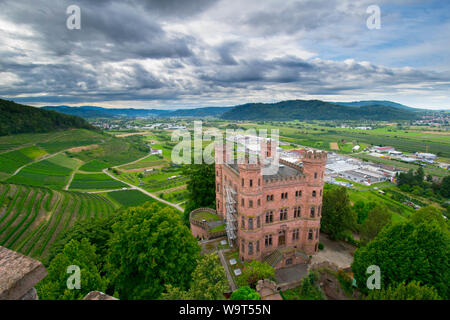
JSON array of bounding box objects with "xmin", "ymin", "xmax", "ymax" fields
[{"xmin": 0, "ymin": 246, "xmax": 47, "ymax": 300}]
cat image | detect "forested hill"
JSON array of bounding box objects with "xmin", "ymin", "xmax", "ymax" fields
[
  {"xmin": 0, "ymin": 99, "xmax": 96, "ymax": 136},
  {"xmin": 221, "ymin": 100, "xmax": 421, "ymax": 121}
]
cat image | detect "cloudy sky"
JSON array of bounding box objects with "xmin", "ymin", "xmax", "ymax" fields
[{"xmin": 0, "ymin": 0, "xmax": 449, "ymax": 109}]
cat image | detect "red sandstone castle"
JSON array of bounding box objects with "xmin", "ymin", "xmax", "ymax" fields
[{"xmin": 215, "ymin": 140, "xmax": 327, "ymax": 269}]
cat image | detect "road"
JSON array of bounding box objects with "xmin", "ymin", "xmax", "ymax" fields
[{"xmin": 103, "ymin": 169, "xmax": 184, "ymax": 212}]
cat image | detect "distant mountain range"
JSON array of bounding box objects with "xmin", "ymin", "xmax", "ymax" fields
[
  {"xmin": 0, "ymin": 99, "xmax": 95, "ymax": 136},
  {"xmin": 332, "ymin": 100, "xmax": 424, "ymax": 112},
  {"xmin": 221, "ymin": 100, "xmax": 422, "ymax": 121},
  {"xmin": 42, "ymin": 105, "xmax": 233, "ymax": 119},
  {"xmin": 41, "ymin": 99, "xmax": 426, "ymax": 121}
]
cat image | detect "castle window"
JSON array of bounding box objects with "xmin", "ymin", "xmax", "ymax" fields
[
  {"xmin": 217, "ymin": 201, "xmax": 220, "ymax": 210},
  {"xmin": 265, "ymin": 235, "xmax": 273, "ymax": 247},
  {"xmin": 265, "ymin": 211, "xmax": 273, "ymax": 224},
  {"xmin": 249, "ymin": 200, "xmax": 253, "ymax": 208},
  {"xmin": 312, "ymin": 190, "xmax": 316, "ymax": 197},
  {"xmin": 292, "ymin": 229, "xmax": 299, "ymax": 240},
  {"xmin": 241, "ymin": 198, "xmax": 244, "ymax": 207},
  {"xmin": 308, "ymin": 229, "xmax": 313, "ymax": 240},
  {"xmin": 270, "ymin": 195, "xmax": 274, "ymax": 201},
  {"xmin": 256, "ymin": 240, "xmax": 260, "ymax": 252},
  {"xmin": 248, "ymin": 242, "xmax": 253, "ymax": 255},
  {"xmin": 315, "ymin": 243, "xmax": 318, "ymax": 252},
  {"xmin": 296, "ymin": 190, "xmax": 302, "ymax": 198},
  {"xmin": 281, "ymin": 193, "xmax": 284, "ymax": 200},
  {"xmin": 241, "ymin": 178, "xmax": 244, "ymax": 187},
  {"xmin": 257, "ymin": 216, "xmax": 261, "ymax": 228},
  {"xmin": 249, "ymin": 179, "xmax": 253, "ymax": 187},
  {"xmin": 280, "ymin": 208, "xmax": 287, "ymax": 221},
  {"xmin": 241, "ymin": 216, "xmax": 245, "ymax": 229},
  {"xmin": 314, "ymin": 172, "xmax": 318, "ymax": 179},
  {"xmin": 241, "ymin": 240, "xmax": 245, "ymax": 253},
  {"xmin": 257, "ymin": 199, "xmax": 261, "ymax": 207},
  {"xmin": 320, "ymin": 189, "xmax": 322, "ymax": 196},
  {"xmin": 310, "ymin": 207, "xmax": 315, "ymax": 218},
  {"xmin": 318, "ymin": 205, "xmax": 321, "ymax": 216},
  {"xmin": 294, "ymin": 206, "xmax": 301, "ymax": 218},
  {"xmin": 258, "ymin": 179, "xmax": 260, "ymax": 186},
  {"xmin": 248, "ymin": 218, "xmax": 253, "ymax": 230}
]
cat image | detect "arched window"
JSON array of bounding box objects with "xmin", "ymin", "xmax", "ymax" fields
[
  {"xmin": 308, "ymin": 229, "xmax": 313, "ymax": 240},
  {"xmin": 312, "ymin": 190, "xmax": 316, "ymax": 197},
  {"xmin": 310, "ymin": 207, "xmax": 315, "ymax": 218},
  {"xmin": 241, "ymin": 216, "xmax": 245, "ymax": 229},
  {"xmin": 248, "ymin": 218, "xmax": 253, "ymax": 230},
  {"xmin": 248, "ymin": 242, "xmax": 253, "ymax": 255}
]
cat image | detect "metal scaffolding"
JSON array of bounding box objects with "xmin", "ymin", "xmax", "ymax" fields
[{"xmin": 225, "ymin": 185, "xmax": 237, "ymax": 246}]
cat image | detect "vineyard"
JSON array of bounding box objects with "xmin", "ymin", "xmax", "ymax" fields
[
  {"xmin": 69, "ymin": 173, "xmax": 127, "ymax": 191},
  {"xmin": 0, "ymin": 183, "xmax": 118, "ymax": 260}
]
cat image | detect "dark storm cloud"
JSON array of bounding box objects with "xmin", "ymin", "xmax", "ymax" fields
[{"xmin": 0, "ymin": 0, "xmax": 449, "ymax": 108}]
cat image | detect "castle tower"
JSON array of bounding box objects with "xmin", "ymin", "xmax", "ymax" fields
[
  {"xmin": 237, "ymin": 149, "xmax": 264, "ymax": 262},
  {"xmin": 301, "ymin": 150, "xmax": 327, "ymax": 254}
]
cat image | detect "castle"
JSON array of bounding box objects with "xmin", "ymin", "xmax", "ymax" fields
[{"xmin": 215, "ymin": 139, "xmax": 327, "ymax": 269}]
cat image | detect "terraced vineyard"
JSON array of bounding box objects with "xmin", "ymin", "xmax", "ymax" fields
[{"xmin": 0, "ymin": 183, "xmax": 118, "ymax": 260}]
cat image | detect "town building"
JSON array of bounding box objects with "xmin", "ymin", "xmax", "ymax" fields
[{"xmin": 215, "ymin": 141, "xmax": 327, "ymax": 269}]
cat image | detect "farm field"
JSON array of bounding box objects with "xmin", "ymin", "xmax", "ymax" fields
[
  {"xmin": 159, "ymin": 188, "xmax": 188, "ymax": 205},
  {"xmin": 0, "ymin": 183, "xmax": 117, "ymax": 260},
  {"xmin": 6, "ymin": 159, "xmax": 74, "ymax": 189},
  {"xmin": 119, "ymin": 154, "xmax": 167, "ymax": 171},
  {"xmin": 104, "ymin": 190, "xmax": 156, "ymax": 207},
  {"xmin": 69, "ymin": 173, "xmax": 127, "ymax": 191},
  {"xmin": 237, "ymin": 121, "xmax": 450, "ymax": 157},
  {"xmin": 79, "ymin": 159, "xmax": 111, "ymax": 172}
]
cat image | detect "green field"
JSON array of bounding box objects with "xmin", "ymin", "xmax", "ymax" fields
[
  {"xmin": 7, "ymin": 159, "xmax": 74, "ymax": 189},
  {"xmin": 105, "ymin": 190, "xmax": 155, "ymax": 207},
  {"xmin": 160, "ymin": 188, "xmax": 188, "ymax": 204},
  {"xmin": 79, "ymin": 159, "xmax": 111, "ymax": 172},
  {"xmin": 0, "ymin": 183, "xmax": 117, "ymax": 260},
  {"xmin": 69, "ymin": 173, "xmax": 127, "ymax": 191},
  {"xmin": 119, "ymin": 154, "xmax": 167, "ymax": 170}
]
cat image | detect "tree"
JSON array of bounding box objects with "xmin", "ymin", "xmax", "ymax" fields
[
  {"xmin": 367, "ymin": 281, "xmax": 441, "ymax": 300},
  {"xmin": 321, "ymin": 187, "xmax": 357, "ymax": 240},
  {"xmin": 237, "ymin": 260, "xmax": 275, "ymax": 288},
  {"xmin": 352, "ymin": 221, "xmax": 449, "ymax": 298},
  {"xmin": 182, "ymin": 163, "xmax": 216, "ymax": 225},
  {"xmin": 46, "ymin": 215, "xmax": 118, "ymax": 268},
  {"xmin": 411, "ymin": 206, "xmax": 448, "ymax": 231},
  {"xmin": 441, "ymin": 176, "xmax": 450, "ymax": 198},
  {"xmin": 359, "ymin": 204, "xmax": 392, "ymax": 244},
  {"xmin": 37, "ymin": 239, "xmax": 106, "ymax": 300},
  {"xmin": 106, "ymin": 203, "xmax": 201, "ymax": 299},
  {"xmin": 188, "ymin": 253, "xmax": 229, "ymax": 300},
  {"xmin": 160, "ymin": 253, "xmax": 228, "ymax": 300},
  {"xmin": 353, "ymin": 200, "xmax": 376, "ymax": 224},
  {"xmin": 415, "ymin": 167, "xmax": 425, "ymax": 186},
  {"xmin": 230, "ymin": 286, "xmax": 261, "ymax": 300}
]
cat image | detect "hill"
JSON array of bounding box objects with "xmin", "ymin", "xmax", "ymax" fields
[
  {"xmin": 0, "ymin": 99, "xmax": 96, "ymax": 136},
  {"xmin": 42, "ymin": 105, "xmax": 233, "ymax": 119},
  {"xmin": 333, "ymin": 100, "xmax": 423, "ymax": 111},
  {"xmin": 221, "ymin": 100, "xmax": 421, "ymax": 121}
]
